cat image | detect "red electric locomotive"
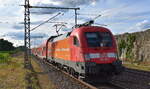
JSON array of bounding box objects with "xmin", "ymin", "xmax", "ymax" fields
[{"xmin": 32, "ymin": 21, "xmax": 124, "ymax": 82}]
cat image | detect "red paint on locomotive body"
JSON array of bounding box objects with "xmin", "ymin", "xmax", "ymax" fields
[
  {"xmin": 33, "ymin": 26, "xmax": 118, "ymax": 63},
  {"xmin": 70, "ymin": 26, "xmax": 118, "ymax": 63},
  {"xmin": 32, "ymin": 26, "xmax": 124, "ymax": 79}
]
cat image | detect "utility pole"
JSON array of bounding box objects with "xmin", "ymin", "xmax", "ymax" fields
[
  {"xmin": 24, "ymin": 0, "xmax": 31, "ymax": 68},
  {"xmin": 75, "ymin": 9, "xmax": 78, "ymax": 26},
  {"xmin": 23, "ymin": 2, "xmax": 79, "ymax": 68}
]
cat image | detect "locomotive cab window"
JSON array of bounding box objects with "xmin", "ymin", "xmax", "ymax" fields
[
  {"xmin": 85, "ymin": 32, "xmax": 112, "ymax": 47},
  {"xmin": 85, "ymin": 32, "xmax": 100, "ymax": 47},
  {"xmin": 100, "ymin": 32, "xmax": 112, "ymax": 47},
  {"xmin": 73, "ymin": 36, "xmax": 80, "ymax": 46}
]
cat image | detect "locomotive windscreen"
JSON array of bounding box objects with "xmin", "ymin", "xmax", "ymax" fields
[{"xmin": 85, "ymin": 32, "xmax": 112, "ymax": 47}]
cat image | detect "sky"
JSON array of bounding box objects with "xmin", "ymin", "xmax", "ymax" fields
[{"xmin": 0, "ymin": 0, "xmax": 150, "ymax": 47}]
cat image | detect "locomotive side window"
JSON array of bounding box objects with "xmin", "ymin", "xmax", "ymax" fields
[
  {"xmin": 85, "ymin": 32, "xmax": 112, "ymax": 47},
  {"xmin": 73, "ymin": 36, "xmax": 80, "ymax": 46},
  {"xmin": 43, "ymin": 47, "xmax": 46, "ymax": 51}
]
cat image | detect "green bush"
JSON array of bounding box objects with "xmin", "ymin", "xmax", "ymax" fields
[
  {"xmin": 118, "ymin": 39, "xmax": 126, "ymax": 56},
  {"xmin": 118, "ymin": 34, "xmax": 136, "ymax": 61},
  {"xmin": 126, "ymin": 34, "xmax": 136, "ymax": 59},
  {"xmin": 0, "ymin": 53, "xmax": 10, "ymax": 63},
  {"xmin": 0, "ymin": 39, "xmax": 15, "ymax": 51}
]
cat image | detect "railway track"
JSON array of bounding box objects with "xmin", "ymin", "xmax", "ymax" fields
[
  {"xmin": 111, "ymin": 68, "xmax": 150, "ymax": 89},
  {"xmin": 33, "ymin": 56, "xmax": 150, "ymax": 89},
  {"xmin": 33, "ymin": 56, "xmax": 97, "ymax": 89},
  {"xmin": 125, "ymin": 68, "xmax": 150, "ymax": 77},
  {"xmin": 33, "ymin": 56, "xmax": 126, "ymax": 89},
  {"xmin": 92, "ymin": 82, "xmax": 125, "ymax": 89},
  {"xmin": 43, "ymin": 59, "xmax": 97, "ymax": 89}
]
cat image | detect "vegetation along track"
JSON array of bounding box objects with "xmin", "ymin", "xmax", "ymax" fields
[
  {"xmin": 33, "ymin": 56, "xmax": 127, "ymax": 89},
  {"xmin": 110, "ymin": 68, "xmax": 150, "ymax": 89}
]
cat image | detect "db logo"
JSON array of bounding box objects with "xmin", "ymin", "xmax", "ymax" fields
[{"xmin": 101, "ymin": 53, "xmax": 107, "ymax": 57}]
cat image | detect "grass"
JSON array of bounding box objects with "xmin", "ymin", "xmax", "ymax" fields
[
  {"xmin": 31, "ymin": 57, "xmax": 56, "ymax": 89},
  {"xmin": 0, "ymin": 56, "xmax": 26, "ymax": 89},
  {"xmin": 123, "ymin": 61, "xmax": 150, "ymax": 71},
  {"xmin": 25, "ymin": 68, "xmax": 41, "ymax": 89},
  {"xmin": 0, "ymin": 52, "xmax": 10, "ymax": 63},
  {"xmin": 0, "ymin": 51, "xmax": 56, "ymax": 89}
]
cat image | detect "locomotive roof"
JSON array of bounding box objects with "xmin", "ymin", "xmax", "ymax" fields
[
  {"xmin": 48, "ymin": 26, "xmax": 110, "ymax": 42},
  {"xmin": 49, "ymin": 32, "xmax": 71, "ymax": 42}
]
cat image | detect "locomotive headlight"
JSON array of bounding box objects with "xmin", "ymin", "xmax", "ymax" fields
[
  {"xmin": 89, "ymin": 53, "xmax": 100, "ymax": 58},
  {"xmin": 107, "ymin": 53, "xmax": 117, "ymax": 58},
  {"xmin": 84, "ymin": 53, "xmax": 100, "ymax": 61},
  {"xmin": 84, "ymin": 54, "xmax": 91, "ymax": 61}
]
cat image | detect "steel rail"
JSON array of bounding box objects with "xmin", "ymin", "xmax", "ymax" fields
[
  {"xmin": 34, "ymin": 56, "xmax": 97, "ymax": 89},
  {"xmin": 33, "ymin": 56, "xmax": 127, "ymax": 89},
  {"xmin": 42, "ymin": 60, "xmax": 98, "ymax": 89}
]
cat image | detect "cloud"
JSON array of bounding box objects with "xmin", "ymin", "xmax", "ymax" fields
[
  {"xmin": 1, "ymin": 36, "xmax": 24, "ymax": 47},
  {"xmin": 4, "ymin": 31, "xmax": 49, "ymax": 40},
  {"xmin": 136, "ymin": 20, "xmax": 150, "ymax": 29},
  {"xmin": 30, "ymin": 0, "xmax": 100, "ymax": 14},
  {"xmin": 31, "ymin": 33, "xmax": 49, "ymax": 39},
  {"xmin": 30, "ymin": 5, "xmax": 68, "ymax": 14},
  {"xmin": 4, "ymin": 31, "xmax": 24, "ymax": 40},
  {"xmin": 19, "ymin": 21, "xmax": 44, "ymax": 25},
  {"xmin": 12, "ymin": 25, "xmax": 24, "ymax": 30},
  {"xmin": 33, "ymin": 0, "xmax": 99, "ymax": 7},
  {"xmin": 1, "ymin": 0, "xmax": 150, "ymax": 46},
  {"xmin": 2, "ymin": 31, "xmax": 49, "ymax": 47},
  {"xmin": 129, "ymin": 20, "xmax": 150, "ymax": 32}
]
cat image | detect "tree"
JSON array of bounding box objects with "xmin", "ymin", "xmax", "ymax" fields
[{"xmin": 0, "ymin": 39, "xmax": 15, "ymax": 51}]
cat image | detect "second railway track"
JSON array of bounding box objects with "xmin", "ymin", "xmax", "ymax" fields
[{"xmin": 110, "ymin": 68, "xmax": 150, "ymax": 89}]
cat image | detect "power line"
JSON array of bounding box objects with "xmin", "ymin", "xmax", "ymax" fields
[
  {"xmin": 64, "ymin": 15, "xmax": 75, "ymax": 25},
  {"xmin": 93, "ymin": 14, "xmax": 102, "ymax": 21},
  {"xmin": 47, "ymin": 21, "xmax": 67, "ymax": 24},
  {"xmin": 31, "ymin": 36, "xmax": 44, "ymax": 38},
  {"xmin": 30, "ymin": 12, "xmax": 62, "ymax": 31},
  {"xmin": 77, "ymin": 13, "xmax": 101, "ymax": 16}
]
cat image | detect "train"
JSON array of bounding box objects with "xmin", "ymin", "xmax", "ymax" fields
[{"xmin": 32, "ymin": 21, "xmax": 124, "ymax": 82}]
